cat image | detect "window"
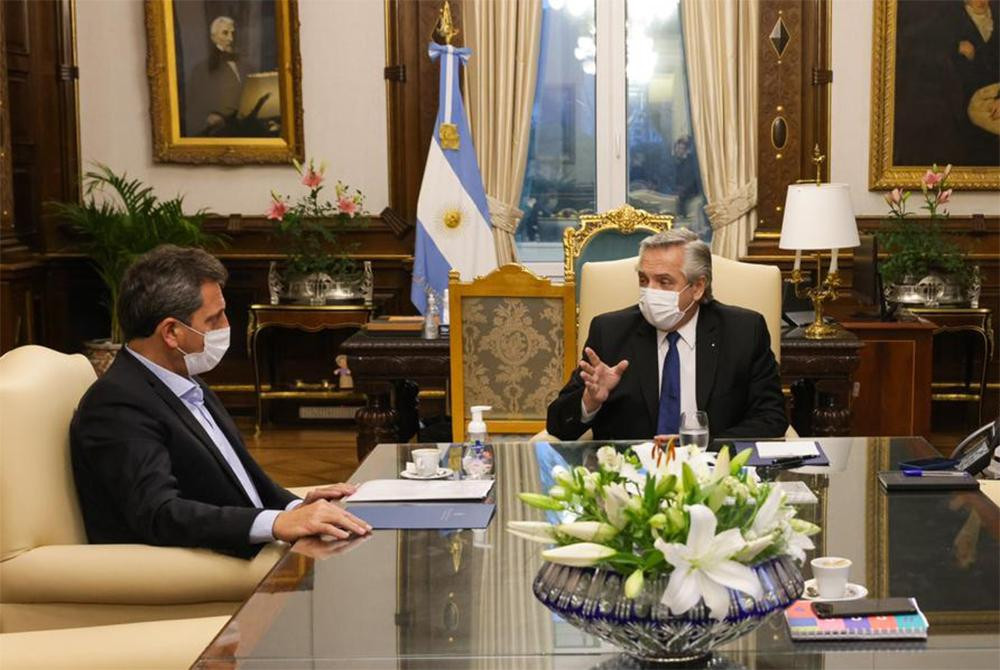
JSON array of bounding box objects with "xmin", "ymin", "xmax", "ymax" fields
[{"xmin": 517, "ymin": 0, "xmax": 707, "ymax": 268}]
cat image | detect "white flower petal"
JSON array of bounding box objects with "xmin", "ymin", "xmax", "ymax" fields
[
  {"xmin": 541, "ymin": 542, "xmax": 616, "ymax": 567},
  {"xmin": 655, "ymin": 537, "xmax": 691, "ymax": 571},
  {"xmin": 698, "ymin": 571, "xmax": 733, "ymax": 620},
  {"xmin": 750, "ymin": 486, "xmax": 783, "ymax": 536},
  {"xmin": 703, "ymin": 527, "xmax": 747, "ymax": 562},
  {"xmin": 505, "ymin": 521, "xmax": 555, "ymax": 543},
  {"xmin": 702, "ymin": 559, "xmax": 763, "ymax": 600},
  {"xmin": 685, "ymin": 504, "xmax": 718, "ymax": 555},
  {"xmin": 662, "ymin": 565, "xmax": 700, "ymax": 614}
]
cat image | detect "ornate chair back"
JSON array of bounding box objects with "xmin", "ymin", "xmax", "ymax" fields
[
  {"xmin": 448, "ymin": 264, "xmax": 577, "ymax": 442},
  {"xmin": 562, "ymin": 204, "xmax": 672, "ymax": 301}
]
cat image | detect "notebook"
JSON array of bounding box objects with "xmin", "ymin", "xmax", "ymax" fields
[
  {"xmin": 730, "ymin": 441, "xmax": 830, "ymax": 467},
  {"xmin": 345, "ymin": 479, "xmax": 494, "ymax": 503},
  {"xmin": 784, "ymin": 599, "xmax": 929, "ymax": 640}
]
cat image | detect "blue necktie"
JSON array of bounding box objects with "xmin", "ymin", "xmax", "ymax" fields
[{"xmin": 657, "ymin": 331, "xmax": 681, "ymax": 435}]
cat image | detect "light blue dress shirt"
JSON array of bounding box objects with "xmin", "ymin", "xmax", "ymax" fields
[{"xmin": 127, "ymin": 347, "xmax": 299, "ymax": 543}]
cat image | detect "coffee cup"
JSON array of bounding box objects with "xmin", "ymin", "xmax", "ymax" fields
[
  {"xmin": 811, "ymin": 556, "xmax": 851, "ymax": 599},
  {"xmin": 412, "ymin": 448, "xmax": 439, "ymax": 477}
]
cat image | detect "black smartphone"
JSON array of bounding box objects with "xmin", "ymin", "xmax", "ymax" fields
[{"xmin": 813, "ymin": 598, "xmax": 917, "ymax": 619}]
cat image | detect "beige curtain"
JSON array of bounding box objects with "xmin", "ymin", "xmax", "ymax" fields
[
  {"xmin": 681, "ymin": 0, "xmax": 759, "ymax": 259},
  {"xmin": 464, "ymin": 0, "xmax": 543, "ymax": 265}
]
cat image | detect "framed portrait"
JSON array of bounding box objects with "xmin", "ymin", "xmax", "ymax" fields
[
  {"xmin": 869, "ymin": 0, "xmax": 1000, "ymax": 190},
  {"xmin": 145, "ymin": 0, "xmax": 304, "ymax": 164}
]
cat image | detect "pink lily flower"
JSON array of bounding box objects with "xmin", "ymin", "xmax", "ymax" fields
[
  {"xmin": 938, "ymin": 188, "xmax": 952, "ymax": 205},
  {"xmin": 922, "ymin": 170, "xmax": 942, "ymax": 189},
  {"xmin": 338, "ymin": 197, "xmax": 358, "ymax": 216},
  {"xmin": 266, "ymin": 197, "xmax": 288, "ymax": 221},
  {"xmin": 301, "ymin": 170, "xmax": 324, "ymax": 189}
]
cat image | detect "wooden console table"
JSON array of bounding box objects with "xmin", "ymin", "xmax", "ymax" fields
[
  {"xmin": 341, "ymin": 331, "xmax": 449, "ymax": 461},
  {"xmin": 248, "ymin": 304, "xmax": 373, "ymax": 431},
  {"xmin": 841, "ymin": 318, "xmax": 936, "ymax": 439},
  {"xmin": 780, "ymin": 327, "xmax": 863, "ymax": 436}
]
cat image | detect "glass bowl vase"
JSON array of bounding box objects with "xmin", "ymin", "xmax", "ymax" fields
[{"xmin": 532, "ymin": 555, "xmax": 804, "ymax": 664}]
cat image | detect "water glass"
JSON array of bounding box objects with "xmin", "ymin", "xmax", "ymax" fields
[{"xmin": 679, "ymin": 411, "xmax": 709, "ymax": 449}]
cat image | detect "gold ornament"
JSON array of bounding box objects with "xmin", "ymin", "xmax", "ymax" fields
[
  {"xmin": 443, "ymin": 209, "xmax": 462, "ymax": 229},
  {"xmin": 439, "ymin": 122, "xmax": 460, "ymax": 150}
]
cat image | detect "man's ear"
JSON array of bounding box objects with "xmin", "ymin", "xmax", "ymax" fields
[
  {"xmin": 158, "ymin": 318, "xmax": 183, "ymax": 350},
  {"xmin": 691, "ymin": 277, "xmax": 707, "ymax": 303}
]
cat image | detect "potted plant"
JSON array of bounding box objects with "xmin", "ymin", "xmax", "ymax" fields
[
  {"xmin": 509, "ymin": 441, "xmax": 817, "ymax": 662},
  {"xmin": 266, "ymin": 158, "xmax": 370, "ymax": 305},
  {"xmin": 878, "ymin": 165, "xmax": 971, "ymax": 306},
  {"xmin": 50, "ymin": 164, "xmax": 220, "ymax": 374}
]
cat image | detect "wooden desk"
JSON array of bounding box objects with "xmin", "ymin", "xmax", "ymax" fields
[
  {"xmin": 780, "ymin": 327, "xmax": 863, "ymax": 436},
  {"xmin": 841, "ymin": 318, "xmax": 936, "ymax": 439},
  {"xmin": 341, "ymin": 331, "xmax": 449, "ymax": 461},
  {"xmin": 247, "ymin": 304, "xmax": 373, "ymax": 431}
]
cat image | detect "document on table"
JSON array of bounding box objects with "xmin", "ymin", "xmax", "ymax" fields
[
  {"xmin": 756, "ymin": 441, "xmax": 820, "ymax": 459},
  {"xmin": 345, "ymin": 479, "xmax": 495, "ymax": 503}
]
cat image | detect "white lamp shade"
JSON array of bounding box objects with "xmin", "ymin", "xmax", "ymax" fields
[{"xmin": 778, "ymin": 183, "xmax": 860, "ymax": 250}]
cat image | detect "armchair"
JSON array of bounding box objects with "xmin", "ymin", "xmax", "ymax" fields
[
  {"xmin": 0, "ymin": 346, "xmax": 283, "ymax": 632},
  {"xmin": 448, "ymin": 265, "xmax": 577, "ymax": 442},
  {"xmin": 562, "ymin": 204, "xmax": 672, "ymax": 301}
]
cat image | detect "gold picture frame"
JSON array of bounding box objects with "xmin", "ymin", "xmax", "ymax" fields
[
  {"xmin": 145, "ymin": 0, "xmax": 304, "ymax": 164},
  {"xmin": 869, "ymin": 0, "xmax": 999, "ymax": 191}
]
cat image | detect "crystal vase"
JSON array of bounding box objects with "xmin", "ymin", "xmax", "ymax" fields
[{"xmin": 532, "ymin": 555, "xmax": 804, "ymax": 664}]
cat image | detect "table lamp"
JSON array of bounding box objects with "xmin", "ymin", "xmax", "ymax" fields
[{"xmin": 779, "ymin": 179, "xmax": 859, "ymax": 339}]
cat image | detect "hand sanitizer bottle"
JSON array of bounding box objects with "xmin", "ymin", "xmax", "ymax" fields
[{"xmin": 462, "ymin": 405, "xmax": 494, "ymax": 478}]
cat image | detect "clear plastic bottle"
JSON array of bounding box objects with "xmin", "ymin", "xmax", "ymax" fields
[{"xmin": 462, "ymin": 405, "xmax": 494, "ymax": 478}]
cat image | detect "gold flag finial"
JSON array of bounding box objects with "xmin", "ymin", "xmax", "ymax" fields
[
  {"xmin": 811, "ymin": 144, "xmax": 826, "ymax": 185},
  {"xmin": 437, "ymin": 0, "xmax": 460, "ymax": 45}
]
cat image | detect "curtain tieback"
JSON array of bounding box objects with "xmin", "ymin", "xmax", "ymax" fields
[
  {"xmin": 487, "ymin": 195, "xmax": 523, "ymax": 234},
  {"xmin": 705, "ymin": 179, "xmax": 757, "ymax": 230}
]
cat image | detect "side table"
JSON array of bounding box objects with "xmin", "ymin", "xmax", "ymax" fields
[
  {"xmin": 248, "ymin": 304, "xmax": 373, "ymax": 431},
  {"xmin": 780, "ymin": 327, "xmax": 863, "ymax": 436},
  {"xmin": 341, "ymin": 331, "xmax": 450, "ymax": 462}
]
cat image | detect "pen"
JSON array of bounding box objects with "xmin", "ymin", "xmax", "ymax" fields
[
  {"xmin": 771, "ymin": 456, "xmax": 806, "ymax": 468},
  {"xmin": 901, "ymin": 470, "xmax": 968, "ymax": 477}
]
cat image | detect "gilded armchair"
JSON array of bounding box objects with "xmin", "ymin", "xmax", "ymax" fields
[{"xmin": 448, "ymin": 265, "xmax": 577, "ymax": 442}]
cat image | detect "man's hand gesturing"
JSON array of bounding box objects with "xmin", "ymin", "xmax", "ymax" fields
[{"xmin": 579, "ymin": 346, "xmax": 629, "ymax": 414}]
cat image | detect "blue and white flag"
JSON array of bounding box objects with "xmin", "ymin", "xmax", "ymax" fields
[{"xmin": 411, "ymin": 42, "xmax": 497, "ymax": 314}]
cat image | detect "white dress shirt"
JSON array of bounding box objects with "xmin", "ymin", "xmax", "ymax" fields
[
  {"xmin": 127, "ymin": 347, "xmax": 299, "ymax": 543},
  {"xmin": 581, "ymin": 308, "xmax": 700, "ymax": 425}
]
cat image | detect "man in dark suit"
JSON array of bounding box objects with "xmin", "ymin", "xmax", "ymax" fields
[
  {"xmin": 71, "ymin": 245, "xmax": 370, "ymax": 559},
  {"xmin": 547, "ymin": 229, "xmax": 787, "ymax": 441}
]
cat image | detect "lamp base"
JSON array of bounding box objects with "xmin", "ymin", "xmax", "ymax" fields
[{"xmin": 803, "ymin": 319, "xmax": 843, "ymax": 340}]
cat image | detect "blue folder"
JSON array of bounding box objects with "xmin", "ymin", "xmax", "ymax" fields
[{"xmin": 348, "ymin": 503, "xmax": 496, "ymax": 529}]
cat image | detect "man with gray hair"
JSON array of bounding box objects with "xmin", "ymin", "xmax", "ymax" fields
[
  {"xmin": 547, "ymin": 228, "xmax": 787, "ymax": 440},
  {"xmin": 71, "ymin": 245, "xmax": 370, "ymax": 559}
]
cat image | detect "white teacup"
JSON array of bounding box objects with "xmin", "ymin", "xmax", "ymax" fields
[
  {"xmin": 412, "ymin": 448, "xmax": 439, "ymax": 477},
  {"xmin": 811, "ymin": 556, "xmax": 852, "ymax": 599}
]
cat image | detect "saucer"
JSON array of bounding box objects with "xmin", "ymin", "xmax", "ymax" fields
[
  {"xmin": 400, "ymin": 467, "xmax": 453, "ymax": 480},
  {"xmin": 802, "ymin": 579, "xmax": 868, "ymax": 602}
]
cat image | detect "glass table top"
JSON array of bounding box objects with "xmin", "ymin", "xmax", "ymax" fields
[{"xmin": 195, "ymin": 437, "xmax": 1000, "ymax": 669}]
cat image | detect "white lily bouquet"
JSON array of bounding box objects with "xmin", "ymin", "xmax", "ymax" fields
[{"xmin": 508, "ymin": 441, "xmax": 820, "ymax": 620}]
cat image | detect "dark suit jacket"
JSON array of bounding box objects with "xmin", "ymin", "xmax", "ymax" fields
[
  {"xmin": 546, "ymin": 300, "xmax": 788, "ymax": 441},
  {"xmin": 70, "ymin": 348, "xmax": 298, "ymax": 559}
]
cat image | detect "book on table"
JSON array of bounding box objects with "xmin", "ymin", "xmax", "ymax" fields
[{"xmin": 784, "ymin": 599, "xmax": 928, "ymax": 641}]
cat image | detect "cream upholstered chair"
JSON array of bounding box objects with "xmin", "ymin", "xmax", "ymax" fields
[
  {"xmin": 448, "ymin": 265, "xmax": 577, "ymax": 442},
  {"xmin": 0, "ymin": 345, "xmax": 284, "ymax": 632},
  {"xmin": 533, "ymin": 253, "xmax": 793, "ymax": 442},
  {"xmin": 0, "ymin": 615, "xmax": 229, "ymax": 670}
]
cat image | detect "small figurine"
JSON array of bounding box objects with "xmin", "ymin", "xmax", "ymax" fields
[{"xmin": 334, "ymin": 354, "xmax": 353, "ymax": 389}]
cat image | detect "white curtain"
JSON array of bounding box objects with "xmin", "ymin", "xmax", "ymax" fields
[
  {"xmin": 464, "ymin": 0, "xmax": 543, "ymax": 265},
  {"xmin": 682, "ymin": 0, "xmax": 759, "ymax": 259}
]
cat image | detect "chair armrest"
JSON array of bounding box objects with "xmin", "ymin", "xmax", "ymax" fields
[
  {"xmin": 0, "ymin": 543, "xmax": 285, "ymax": 605},
  {"xmin": 0, "ymin": 615, "xmax": 230, "ymax": 669}
]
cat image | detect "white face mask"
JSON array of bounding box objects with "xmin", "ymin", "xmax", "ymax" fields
[
  {"xmin": 177, "ymin": 322, "xmax": 230, "ymax": 376},
  {"xmin": 638, "ymin": 284, "xmax": 695, "ymax": 332}
]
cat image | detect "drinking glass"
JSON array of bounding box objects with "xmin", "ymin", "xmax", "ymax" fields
[{"xmin": 679, "ymin": 411, "xmax": 709, "ymax": 449}]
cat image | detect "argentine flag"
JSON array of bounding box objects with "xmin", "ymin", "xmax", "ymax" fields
[{"xmin": 411, "ymin": 42, "xmax": 497, "ymax": 314}]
